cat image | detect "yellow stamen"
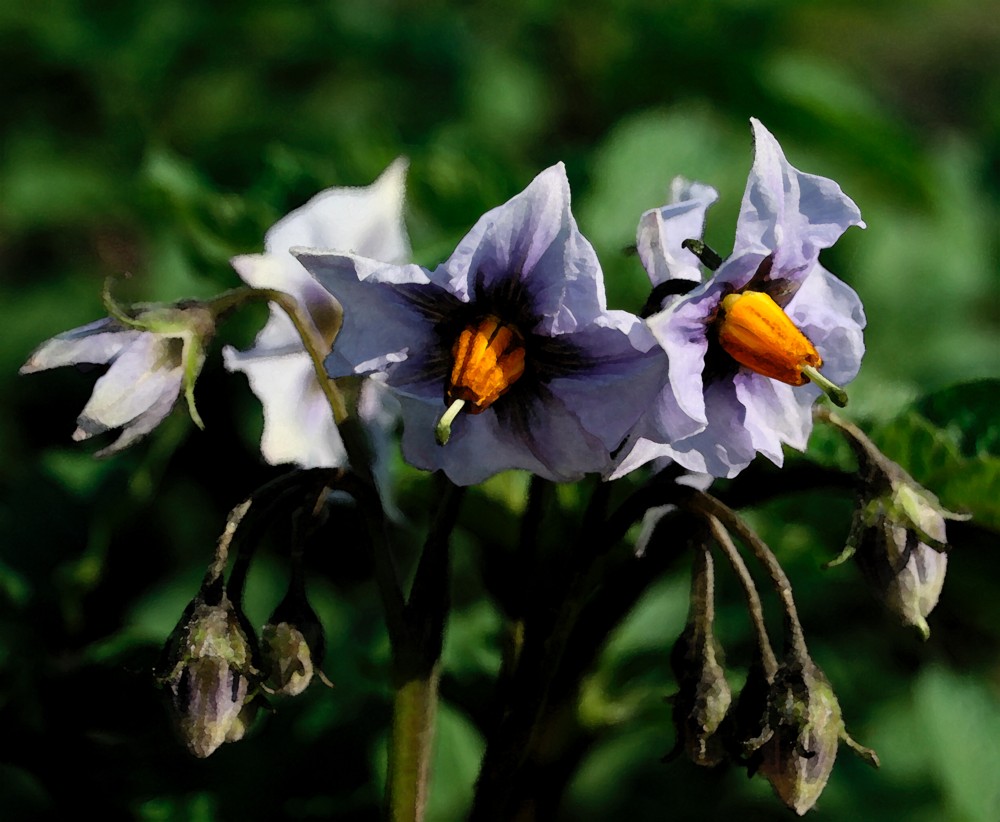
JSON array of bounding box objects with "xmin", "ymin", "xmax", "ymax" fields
[
  {"xmin": 447, "ymin": 315, "xmax": 526, "ymax": 413},
  {"xmin": 717, "ymin": 291, "xmax": 821, "ymax": 386}
]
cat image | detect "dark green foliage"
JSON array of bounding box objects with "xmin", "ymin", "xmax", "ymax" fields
[{"xmin": 2, "ymin": 0, "xmax": 998, "ymax": 819}]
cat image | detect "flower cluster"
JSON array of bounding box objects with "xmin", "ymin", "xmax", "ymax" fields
[
  {"xmin": 19, "ymin": 118, "xmax": 975, "ymax": 820},
  {"xmin": 23, "ymin": 121, "xmax": 865, "ymax": 487}
]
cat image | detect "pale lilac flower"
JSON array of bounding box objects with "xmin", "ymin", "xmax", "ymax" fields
[
  {"xmin": 20, "ymin": 304, "xmax": 215, "ymax": 456},
  {"xmin": 617, "ymin": 119, "xmax": 866, "ymax": 479},
  {"xmin": 295, "ymin": 164, "xmax": 664, "ymax": 486},
  {"xmin": 223, "ymin": 159, "xmax": 410, "ymax": 469}
]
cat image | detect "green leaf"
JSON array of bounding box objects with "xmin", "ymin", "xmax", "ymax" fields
[
  {"xmin": 871, "ymin": 410, "xmax": 964, "ymax": 489},
  {"xmin": 936, "ymin": 455, "xmax": 1000, "ymax": 530},
  {"xmin": 917, "ymin": 379, "xmax": 1000, "ymax": 459}
]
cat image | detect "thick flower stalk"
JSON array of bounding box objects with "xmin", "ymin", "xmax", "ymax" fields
[
  {"xmin": 617, "ymin": 119, "xmax": 866, "ymax": 478},
  {"xmin": 20, "ymin": 294, "xmax": 216, "ymax": 456},
  {"xmin": 295, "ymin": 163, "xmax": 664, "ymax": 486},
  {"xmin": 223, "ymin": 158, "xmax": 410, "ymax": 469}
]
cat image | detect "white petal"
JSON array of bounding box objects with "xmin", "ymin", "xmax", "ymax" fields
[
  {"xmin": 74, "ymin": 334, "xmax": 183, "ymax": 437},
  {"xmin": 20, "ymin": 319, "xmax": 141, "ymax": 373},
  {"xmin": 266, "ymin": 157, "xmax": 410, "ymax": 265},
  {"xmin": 227, "ymin": 350, "xmax": 346, "ymax": 469},
  {"xmin": 636, "ymin": 178, "xmax": 718, "ymax": 286}
]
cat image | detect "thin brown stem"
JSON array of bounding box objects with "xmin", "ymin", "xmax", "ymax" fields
[
  {"xmin": 705, "ymin": 514, "xmax": 779, "ymax": 676},
  {"xmin": 684, "ymin": 490, "xmax": 807, "ymax": 658}
]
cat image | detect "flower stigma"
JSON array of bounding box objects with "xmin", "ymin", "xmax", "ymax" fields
[
  {"xmin": 717, "ymin": 291, "xmax": 848, "ymax": 407},
  {"xmin": 435, "ymin": 315, "xmax": 526, "ymax": 445}
]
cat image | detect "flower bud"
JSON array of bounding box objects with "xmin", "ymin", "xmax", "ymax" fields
[
  {"xmin": 261, "ymin": 580, "xmax": 327, "ymax": 697},
  {"xmin": 755, "ymin": 658, "xmax": 843, "ymax": 815},
  {"xmin": 729, "ymin": 650, "xmax": 775, "ymax": 762},
  {"xmin": 159, "ymin": 586, "xmax": 258, "ymax": 758},
  {"xmin": 667, "ymin": 546, "xmax": 732, "ymax": 766},
  {"xmin": 262, "ymin": 621, "xmax": 320, "ymax": 697},
  {"xmin": 823, "ymin": 410, "xmax": 968, "ymax": 639},
  {"xmin": 848, "ymin": 487, "xmax": 951, "ymax": 640}
]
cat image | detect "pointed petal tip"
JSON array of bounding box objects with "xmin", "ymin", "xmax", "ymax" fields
[{"xmin": 379, "ymin": 155, "xmax": 410, "ymax": 185}]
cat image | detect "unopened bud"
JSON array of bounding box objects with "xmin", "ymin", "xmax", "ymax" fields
[
  {"xmin": 756, "ymin": 658, "xmax": 843, "ymax": 815},
  {"xmin": 159, "ymin": 587, "xmax": 258, "ymax": 758},
  {"xmin": 824, "ymin": 415, "xmax": 968, "ymax": 639},
  {"xmin": 261, "ymin": 581, "xmax": 327, "ymax": 696},
  {"xmin": 754, "ymin": 653, "xmax": 878, "ymax": 815},
  {"xmin": 262, "ymin": 621, "xmax": 318, "ymax": 696},
  {"xmin": 667, "ymin": 546, "xmax": 732, "ymax": 766},
  {"xmin": 848, "ymin": 495, "xmax": 950, "ymax": 640}
]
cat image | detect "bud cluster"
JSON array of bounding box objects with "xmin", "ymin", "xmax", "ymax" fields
[
  {"xmin": 158, "ymin": 492, "xmax": 333, "ymax": 757},
  {"xmin": 668, "ymin": 510, "xmax": 878, "ymax": 815}
]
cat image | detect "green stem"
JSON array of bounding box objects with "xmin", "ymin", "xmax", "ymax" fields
[
  {"xmin": 387, "ymin": 672, "xmax": 441, "ymax": 822},
  {"xmin": 385, "ymin": 477, "xmax": 464, "ymax": 822},
  {"xmin": 208, "ymin": 286, "xmax": 348, "ymax": 425},
  {"xmin": 813, "ymin": 405, "xmax": 885, "ymax": 475}
]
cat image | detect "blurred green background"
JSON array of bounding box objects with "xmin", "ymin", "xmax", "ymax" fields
[{"xmin": 1, "ymin": 0, "xmax": 998, "ymax": 819}]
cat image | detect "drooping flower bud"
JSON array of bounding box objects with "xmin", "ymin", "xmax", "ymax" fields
[
  {"xmin": 159, "ymin": 582, "xmax": 259, "ymax": 758},
  {"xmin": 260, "ymin": 573, "xmax": 327, "ymax": 697},
  {"xmin": 261, "ymin": 617, "xmax": 328, "ymax": 697},
  {"xmin": 846, "ymin": 486, "xmax": 953, "ymax": 640},
  {"xmin": 755, "ymin": 657, "xmax": 843, "ymax": 815},
  {"xmin": 752, "ymin": 649, "xmax": 878, "ymax": 816},
  {"xmin": 667, "ymin": 545, "xmax": 732, "ymax": 767},
  {"xmin": 819, "ymin": 409, "xmax": 969, "ymax": 639}
]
